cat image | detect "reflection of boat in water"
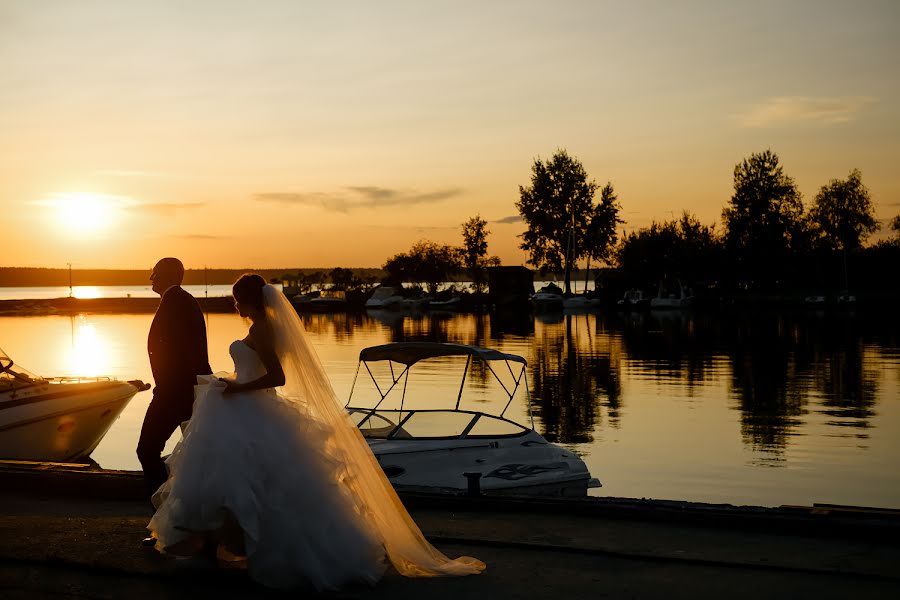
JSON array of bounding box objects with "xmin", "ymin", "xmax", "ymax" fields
[
  {"xmin": 0, "ymin": 346, "xmax": 148, "ymax": 462},
  {"xmin": 346, "ymin": 342, "xmax": 601, "ymax": 497}
]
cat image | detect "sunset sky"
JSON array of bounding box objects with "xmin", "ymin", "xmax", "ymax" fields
[{"xmin": 2, "ymin": 0, "xmax": 898, "ymax": 269}]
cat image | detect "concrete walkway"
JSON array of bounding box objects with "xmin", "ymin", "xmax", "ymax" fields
[{"xmin": 2, "ymin": 489, "xmax": 900, "ymax": 600}]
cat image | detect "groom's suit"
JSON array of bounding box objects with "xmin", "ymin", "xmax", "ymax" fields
[{"xmin": 137, "ymin": 285, "xmax": 212, "ymax": 497}]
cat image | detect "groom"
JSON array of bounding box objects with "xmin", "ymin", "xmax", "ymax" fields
[{"xmin": 137, "ymin": 257, "xmax": 212, "ymax": 500}]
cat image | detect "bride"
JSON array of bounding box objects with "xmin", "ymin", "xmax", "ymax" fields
[{"xmin": 148, "ymin": 274, "xmax": 484, "ymax": 590}]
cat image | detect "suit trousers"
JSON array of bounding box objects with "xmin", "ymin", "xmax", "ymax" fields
[{"xmin": 136, "ymin": 389, "xmax": 194, "ymax": 499}]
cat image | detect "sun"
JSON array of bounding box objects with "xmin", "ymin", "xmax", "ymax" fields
[{"xmin": 49, "ymin": 192, "xmax": 120, "ymax": 237}]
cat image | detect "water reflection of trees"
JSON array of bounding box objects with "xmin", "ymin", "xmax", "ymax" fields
[
  {"xmin": 529, "ymin": 314, "xmax": 622, "ymax": 444},
  {"xmin": 609, "ymin": 310, "xmax": 886, "ymax": 453},
  {"xmin": 298, "ymin": 308, "xmax": 890, "ymax": 454}
]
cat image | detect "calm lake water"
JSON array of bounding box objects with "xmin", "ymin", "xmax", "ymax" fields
[{"xmin": 2, "ymin": 294, "xmax": 898, "ymax": 509}]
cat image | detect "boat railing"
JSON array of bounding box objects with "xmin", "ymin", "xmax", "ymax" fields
[{"xmin": 44, "ymin": 376, "xmax": 113, "ymax": 384}]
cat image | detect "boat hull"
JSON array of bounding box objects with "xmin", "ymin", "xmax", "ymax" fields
[
  {"xmin": 0, "ymin": 381, "xmax": 139, "ymax": 462},
  {"xmin": 367, "ymin": 431, "xmax": 598, "ymax": 498}
]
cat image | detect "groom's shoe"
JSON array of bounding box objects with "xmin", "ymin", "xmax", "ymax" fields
[{"xmin": 141, "ymin": 536, "xmax": 157, "ymax": 548}]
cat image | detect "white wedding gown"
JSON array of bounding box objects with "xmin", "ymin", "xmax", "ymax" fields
[
  {"xmin": 148, "ymin": 340, "xmax": 387, "ymax": 590},
  {"xmin": 148, "ymin": 285, "xmax": 483, "ymax": 590}
]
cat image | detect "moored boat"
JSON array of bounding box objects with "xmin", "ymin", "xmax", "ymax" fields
[
  {"xmin": 346, "ymin": 342, "xmax": 601, "ymax": 497},
  {"xmin": 0, "ymin": 347, "xmax": 148, "ymax": 462}
]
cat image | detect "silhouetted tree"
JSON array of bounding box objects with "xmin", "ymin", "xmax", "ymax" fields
[
  {"xmin": 617, "ymin": 211, "xmax": 721, "ymax": 288},
  {"xmin": 722, "ymin": 150, "xmax": 806, "ymax": 287},
  {"xmin": 809, "ymin": 169, "xmax": 878, "ymax": 251},
  {"xmin": 516, "ymin": 149, "xmax": 621, "ymax": 295},
  {"xmin": 382, "ymin": 240, "xmax": 462, "ymax": 294},
  {"xmin": 328, "ymin": 267, "xmax": 356, "ymax": 290},
  {"xmin": 583, "ymin": 183, "xmax": 623, "ymax": 274},
  {"xmin": 890, "ymin": 214, "xmax": 900, "ymax": 239},
  {"xmin": 461, "ymin": 215, "xmax": 499, "ymax": 294}
]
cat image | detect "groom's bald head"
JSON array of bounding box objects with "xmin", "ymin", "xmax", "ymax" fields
[{"xmin": 151, "ymin": 257, "xmax": 185, "ymax": 295}]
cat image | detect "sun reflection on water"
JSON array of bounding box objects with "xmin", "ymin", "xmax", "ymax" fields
[
  {"xmin": 73, "ymin": 286, "xmax": 102, "ymax": 299},
  {"xmin": 67, "ymin": 317, "xmax": 112, "ymax": 377}
]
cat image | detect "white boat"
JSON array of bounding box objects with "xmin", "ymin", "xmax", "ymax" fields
[
  {"xmin": 617, "ymin": 289, "xmax": 651, "ymax": 310},
  {"xmin": 365, "ymin": 286, "xmax": 405, "ymax": 310},
  {"xmin": 531, "ymin": 283, "xmax": 564, "ymax": 312},
  {"xmin": 0, "ymin": 347, "xmax": 148, "ymax": 462},
  {"xmin": 346, "ymin": 342, "xmax": 602, "ymax": 497},
  {"xmin": 306, "ymin": 289, "xmax": 348, "ymax": 312},
  {"xmin": 650, "ymin": 279, "xmax": 694, "ymax": 309},
  {"xmin": 563, "ymin": 294, "xmax": 602, "ymax": 309},
  {"xmin": 428, "ymin": 295, "xmax": 462, "ymax": 311}
]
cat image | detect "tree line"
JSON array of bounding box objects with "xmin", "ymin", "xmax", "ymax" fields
[{"xmin": 382, "ymin": 148, "xmax": 899, "ymax": 300}]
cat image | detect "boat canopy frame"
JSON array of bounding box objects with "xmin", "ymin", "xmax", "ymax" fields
[{"xmin": 347, "ymin": 342, "xmax": 533, "ymax": 430}]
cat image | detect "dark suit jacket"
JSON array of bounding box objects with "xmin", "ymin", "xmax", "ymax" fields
[{"xmin": 147, "ymin": 286, "xmax": 212, "ymax": 407}]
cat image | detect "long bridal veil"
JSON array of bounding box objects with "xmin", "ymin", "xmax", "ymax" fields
[{"xmin": 262, "ymin": 285, "xmax": 485, "ymax": 577}]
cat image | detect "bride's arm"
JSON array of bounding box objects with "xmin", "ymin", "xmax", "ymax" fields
[{"xmin": 223, "ymin": 322, "xmax": 286, "ymax": 393}]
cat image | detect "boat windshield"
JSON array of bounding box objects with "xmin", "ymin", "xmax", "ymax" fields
[
  {"xmin": 0, "ymin": 347, "xmax": 11, "ymax": 374},
  {"xmin": 0, "ymin": 347, "xmax": 40, "ymax": 390},
  {"xmin": 348, "ymin": 408, "xmax": 528, "ymax": 440}
]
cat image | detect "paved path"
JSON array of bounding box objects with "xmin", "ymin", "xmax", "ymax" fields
[{"xmin": 2, "ymin": 491, "xmax": 899, "ymax": 599}]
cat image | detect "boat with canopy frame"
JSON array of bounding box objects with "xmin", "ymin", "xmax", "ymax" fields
[{"xmin": 346, "ymin": 342, "xmax": 600, "ymax": 497}]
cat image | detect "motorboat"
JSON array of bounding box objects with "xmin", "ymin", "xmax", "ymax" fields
[
  {"xmin": 365, "ymin": 286, "xmax": 405, "ymax": 310},
  {"xmin": 346, "ymin": 342, "xmax": 601, "ymax": 497},
  {"xmin": 400, "ymin": 292, "xmax": 431, "ymax": 311},
  {"xmin": 0, "ymin": 346, "xmax": 148, "ymax": 462},
  {"xmin": 650, "ymin": 279, "xmax": 694, "ymax": 309},
  {"xmin": 617, "ymin": 289, "xmax": 651, "ymax": 310},
  {"xmin": 563, "ymin": 294, "xmax": 602, "ymax": 310},
  {"xmin": 306, "ymin": 289, "xmax": 348, "ymax": 312},
  {"xmin": 428, "ymin": 295, "xmax": 462, "ymax": 311},
  {"xmin": 530, "ymin": 282, "xmax": 564, "ymax": 312}
]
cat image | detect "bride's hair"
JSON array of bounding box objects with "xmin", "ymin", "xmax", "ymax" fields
[{"xmin": 232, "ymin": 273, "xmax": 267, "ymax": 310}]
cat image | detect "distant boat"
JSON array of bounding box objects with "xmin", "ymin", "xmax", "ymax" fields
[
  {"xmin": 306, "ymin": 289, "xmax": 348, "ymax": 312},
  {"xmin": 563, "ymin": 294, "xmax": 602, "ymax": 310},
  {"xmin": 0, "ymin": 346, "xmax": 147, "ymax": 462},
  {"xmin": 531, "ymin": 283, "xmax": 564, "ymax": 312},
  {"xmin": 429, "ymin": 295, "xmax": 462, "ymax": 311},
  {"xmin": 365, "ymin": 286, "xmax": 405, "ymax": 310},
  {"xmin": 650, "ymin": 279, "xmax": 694, "ymax": 310},
  {"xmin": 617, "ymin": 289, "xmax": 651, "ymax": 310}
]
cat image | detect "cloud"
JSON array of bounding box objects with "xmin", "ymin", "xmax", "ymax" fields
[
  {"xmin": 493, "ymin": 215, "xmax": 523, "ymax": 224},
  {"xmin": 131, "ymin": 202, "xmax": 205, "ymax": 215},
  {"xmin": 739, "ymin": 96, "xmax": 875, "ymax": 128},
  {"xmin": 255, "ymin": 186, "xmax": 463, "ymax": 212}
]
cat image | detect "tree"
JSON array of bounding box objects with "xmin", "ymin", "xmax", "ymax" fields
[
  {"xmin": 461, "ymin": 215, "xmax": 499, "ymax": 294},
  {"xmin": 722, "ymin": 150, "xmax": 806, "ymax": 287},
  {"xmin": 891, "ymin": 214, "xmax": 900, "ymax": 237},
  {"xmin": 584, "ymin": 183, "xmax": 622, "ymax": 264},
  {"xmin": 617, "ymin": 211, "xmax": 721, "ymax": 287},
  {"xmin": 382, "ymin": 240, "xmax": 462, "ymax": 294},
  {"xmin": 809, "ymin": 169, "xmax": 878, "ymax": 251},
  {"xmin": 516, "ymin": 149, "xmax": 621, "ymax": 294}
]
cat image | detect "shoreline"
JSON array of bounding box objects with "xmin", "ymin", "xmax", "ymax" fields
[{"xmin": 0, "ymin": 296, "xmax": 237, "ymax": 316}]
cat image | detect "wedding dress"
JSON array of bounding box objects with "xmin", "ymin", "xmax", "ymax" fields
[{"xmin": 148, "ymin": 286, "xmax": 484, "ymax": 590}]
